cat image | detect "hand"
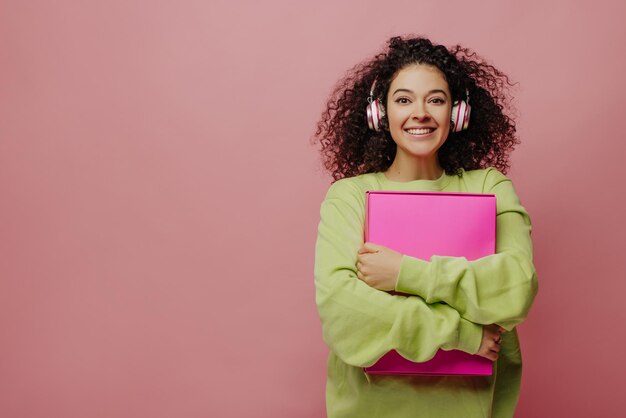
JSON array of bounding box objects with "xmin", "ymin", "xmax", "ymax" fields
[
  {"xmin": 477, "ymin": 324, "xmax": 506, "ymax": 362},
  {"xmin": 355, "ymin": 242, "xmax": 404, "ymax": 291}
]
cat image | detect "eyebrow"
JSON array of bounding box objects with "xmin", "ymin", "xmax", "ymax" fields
[{"xmin": 392, "ymin": 88, "xmax": 449, "ymax": 98}]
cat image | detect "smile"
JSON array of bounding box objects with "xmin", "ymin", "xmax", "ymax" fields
[{"xmin": 404, "ymin": 127, "xmax": 435, "ymax": 136}]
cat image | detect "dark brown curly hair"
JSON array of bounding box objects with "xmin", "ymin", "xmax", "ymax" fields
[{"xmin": 312, "ymin": 35, "xmax": 519, "ymax": 181}]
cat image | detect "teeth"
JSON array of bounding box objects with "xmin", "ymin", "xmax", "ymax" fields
[{"xmin": 406, "ymin": 128, "xmax": 434, "ymax": 135}]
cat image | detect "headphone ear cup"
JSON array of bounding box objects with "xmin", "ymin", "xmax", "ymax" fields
[
  {"xmin": 366, "ymin": 99, "xmax": 384, "ymax": 132},
  {"xmin": 450, "ymin": 100, "xmax": 471, "ymax": 132}
]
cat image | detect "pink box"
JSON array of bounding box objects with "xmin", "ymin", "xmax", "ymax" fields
[{"xmin": 362, "ymin": 191, "xmax": 496, "ymax": 376}]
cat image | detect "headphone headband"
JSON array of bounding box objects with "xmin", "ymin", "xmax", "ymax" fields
[{"xmin": 369, "ymin": 79, "xmax": 378, "ymax": 99}]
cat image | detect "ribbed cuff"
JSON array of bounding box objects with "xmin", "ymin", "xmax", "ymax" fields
[
  {"xmin": 455, "ymin": 318, "xmax": 482, "ymax": 354},
  {"xmin": 394, "ymin": 255, "xmax": 432, "ymax": 297}
]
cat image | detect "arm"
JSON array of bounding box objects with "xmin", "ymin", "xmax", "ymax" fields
[
  {"xmin": 394, "ymin": 169, "xmax": 539, "ymax": 331},
  {"xmin": 314, "ymin": 179, "xmax": 483, "ymax": 368}
]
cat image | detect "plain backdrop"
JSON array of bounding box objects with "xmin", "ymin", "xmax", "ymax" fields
[{"xmin": 1, "ymin": 0, "xmax": 625, "ymax": 417}]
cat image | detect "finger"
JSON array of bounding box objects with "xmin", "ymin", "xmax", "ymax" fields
[
  {"xmin": 363, "ymin": 242, "xmax": 382, "ymax": 252},
  {"xmin": 480, "ymin": 350, "xmax": 497, "ymax": 362},
  {"xmin": 486, "ymin": 347, "xmax": 499, "ymax": 360}
]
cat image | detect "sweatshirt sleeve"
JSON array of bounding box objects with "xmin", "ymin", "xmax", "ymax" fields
[
  {"xmin": 394, "ymin": 168, "xmax": 539, "ymax": 331},
  {"xmin": 314, "ymin": 179, "xmax": 483, "ymax": 368}
]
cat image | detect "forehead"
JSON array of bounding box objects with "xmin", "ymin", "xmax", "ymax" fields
[{"xmin": 389, "ymin": 64, "xmax": 449, "ymax": 93}]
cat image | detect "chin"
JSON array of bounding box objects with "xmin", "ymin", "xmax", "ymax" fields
[{"xmin": 403, "ymin": 142, "xmax": 444, "ymax": 157}]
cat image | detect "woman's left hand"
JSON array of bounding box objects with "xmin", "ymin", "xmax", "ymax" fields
[{"xmin": 356, "ymin": 242, "xmax": 404, "ymax": 291}]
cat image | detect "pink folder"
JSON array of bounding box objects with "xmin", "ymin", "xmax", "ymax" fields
[{"xmin": 362, "ymin": 190, "xmax": 496, "ymax": 376}]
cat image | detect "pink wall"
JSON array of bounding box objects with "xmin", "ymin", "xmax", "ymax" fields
[{"xmin": 1, "ymin": 0, "xmax": 624, "ymax": 417}]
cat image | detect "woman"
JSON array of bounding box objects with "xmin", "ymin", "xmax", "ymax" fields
[{"xmin": 313, "ymin": 36, "xmax": 538, "ymax": 417}]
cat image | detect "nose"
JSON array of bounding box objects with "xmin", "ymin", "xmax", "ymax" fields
[{"xmin": 411, "ymin": 103, "xmax": 431, "ymax": 121}]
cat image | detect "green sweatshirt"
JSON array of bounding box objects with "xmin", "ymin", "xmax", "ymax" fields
[{"xmin": 314, "ymin": 168, "xmax": 538, "ymax": 418}]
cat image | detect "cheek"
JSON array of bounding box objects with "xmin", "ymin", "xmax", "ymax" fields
[
  {"xmin": 387, "ymin": 107, "xmax": 407, "ymax": 131},
  {"xmin": 388, "ymin": 117, "xmax": 401, "ymax": 132},
  {"xmin": 437, "ymin": 107, "xmax": 452, "ymax": 125},
  {"xmin": 388, "ymin": 117, "xmax": 406, "ymax": 141}
]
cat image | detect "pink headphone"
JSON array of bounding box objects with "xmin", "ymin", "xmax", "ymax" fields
[{"xmin": 366, "ymin": 79, "xmax": 471, "ymax": 133}]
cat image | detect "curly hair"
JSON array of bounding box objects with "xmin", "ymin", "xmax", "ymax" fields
[{"xmin": 312, "ymin": 35, "xmax": 519, "ymax": 181}]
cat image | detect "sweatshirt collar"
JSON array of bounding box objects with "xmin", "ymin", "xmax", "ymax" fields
[{"xmin": 375, "ymin": 169, "xmax": 454, "ymax": 191}]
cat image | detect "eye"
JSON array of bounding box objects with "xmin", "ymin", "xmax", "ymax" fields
[
  {"xmin": 429, "ymin": 97, "xmax": 446, "ymax": 104},
  {"xmin": 395, "ymin": 97, "xmax": 412, "ymax": 104}
]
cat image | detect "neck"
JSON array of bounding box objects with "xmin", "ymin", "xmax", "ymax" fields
[{"xmin": 384, "ymin": 154, "xmax": 444, "ymax": 182}]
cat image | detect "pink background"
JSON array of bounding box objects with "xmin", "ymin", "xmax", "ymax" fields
[{"xmin": 1, "ymin": 1, "xmax": 624, "ymax": 417}]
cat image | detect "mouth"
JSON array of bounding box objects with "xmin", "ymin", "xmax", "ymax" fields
[{"xmin": 404, "ymin": 127, "xmax": 436, "ymax": 137}]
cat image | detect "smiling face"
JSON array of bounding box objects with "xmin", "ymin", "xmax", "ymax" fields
[{"xmin": 385, "ymin": 64, "xmax": 452, "ymax": 168}]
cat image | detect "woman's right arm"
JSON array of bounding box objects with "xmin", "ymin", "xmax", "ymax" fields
[{"xmin": 314, "ymin": 180, "xmax": 483, "ymax": 368}]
